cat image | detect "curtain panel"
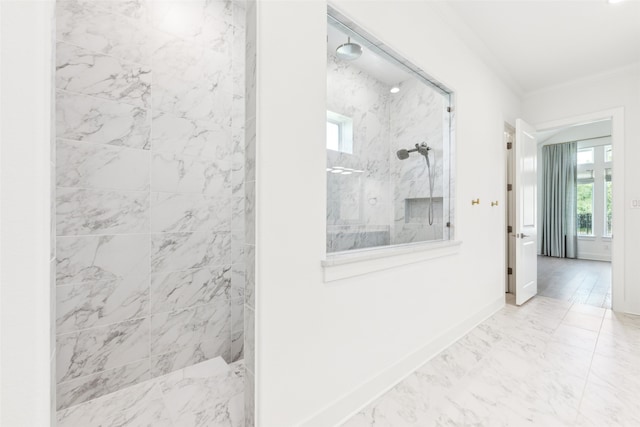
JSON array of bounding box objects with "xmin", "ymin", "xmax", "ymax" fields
[{"xmin": 540, "ymin": 142, "xmax": 578, "ymax": 258}]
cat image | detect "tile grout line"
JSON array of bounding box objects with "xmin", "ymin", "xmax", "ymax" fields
[{"xmin": 571, "ymin": 310, "xmax": 606, "ymax": 426}]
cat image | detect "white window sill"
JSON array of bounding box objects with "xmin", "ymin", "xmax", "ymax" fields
[
  {"xmin": 322, "ymin": 240, "xmax": 462, "ymax": 282},
  {"xmin": 578, "ymin": 235, "xmax": 596, "ymax": 241}
]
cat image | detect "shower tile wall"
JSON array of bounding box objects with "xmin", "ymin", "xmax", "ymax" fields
[
  {"xmin": 50, "ymin": 56, "xmax": 58, "ymax": 421},
  {"xmin": 390, "ymin": 78, "xmax": 448, "ymax": 244},
  {"xmin": 326, "ymin": 53, "xmax": 392, "ymax": 252},
  {"xmin": 244, "ymin": 0, "xmax": 256, "ymax": 425},
  {"xmin": 54, "ymin": 0, "xmax": 245, "ymax": 410}
]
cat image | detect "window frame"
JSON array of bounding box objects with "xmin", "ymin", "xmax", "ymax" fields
[
  {"xmin": 577, "ymin": 179, "xmax": 595, "ymax": 237},
  {"xmin": 326, "ymin": 110, "xmax": 353, "ymax": 154},
  {"xmin": 576, "ymin": 142, "xmax": 612, "ymax": 240}
]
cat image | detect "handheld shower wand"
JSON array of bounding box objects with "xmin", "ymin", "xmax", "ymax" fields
[
  {"xmin": 395, "ymin": 143, "xmax": 435, "ymax": 225},
  {"xmin": 396, "ymin": 143, "xmax": 430, "ymax": 160}
]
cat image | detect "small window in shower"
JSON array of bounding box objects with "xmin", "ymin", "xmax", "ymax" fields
[
  {"xmin": 326, "ymin": 110, "xmax": 353, "ymax": 154},
  {"xmin": 326, "ymin": 7, "xmax": 455, "ymax": 254}
]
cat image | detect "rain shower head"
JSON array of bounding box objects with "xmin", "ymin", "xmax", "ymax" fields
[{"xmin": 336, "ymin": 37, "xmax": 363, "ymax": 61}]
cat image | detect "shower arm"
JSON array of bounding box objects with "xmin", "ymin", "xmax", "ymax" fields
[{"xmin": 408, "ymin": 143, "xmax": 430, "ymax": 154}]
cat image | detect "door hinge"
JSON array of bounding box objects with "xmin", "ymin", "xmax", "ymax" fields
[
  {"xmin": 507, "ymin": 142, "xmax": 513, "ymax": 150},
  {"xmin": 507, "ymin": 184, "xmax": 513, "ymax": 191},
  {"xmin": 508, "ymin": 267, "xmax": 513, "ymax": 275},
  {"xmin": 447, "ymin": 106, "xmax": 452, "ymax": 113},
  {"xmin": 446, "ymin": 222, "xmax": 451, "ymax": 228},
  {"xmin": 507, "ymin": 225, "xmax": 513, "ymax": 233}
]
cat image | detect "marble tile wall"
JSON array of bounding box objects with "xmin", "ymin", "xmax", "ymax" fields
[
  {"xmin": 326, "ymin": 52, "xmax": 392, "ymax": 252},
  {"xmin": 389, "ymin": 78, "xmax": 449, "ymax": 245},
  {"xmin": 326, "ymin": 45, "xmax": 453, "ymax": 251},
  {"xmin": 55, "ymin": 0, "xmax": 246, "ymax": 410},
  {"xmin": 244, "ymin": 1, "xmax": 257, "ymax": 425},
  {"xmin": 50, "ymin": 50, "xmax": 58, "ymax": 421}
]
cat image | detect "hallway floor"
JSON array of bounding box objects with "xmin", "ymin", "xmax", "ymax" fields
[
  {"xmin": 56, "ymin": 358, "xmax": 244, "ymax": 427},
  {"xmin": 537, "ymin": 255, "xmax": 611, "ymax": 309},
  {"xmin": 342, "ymin": 296, "xmax": 640, "ymax": 426}
]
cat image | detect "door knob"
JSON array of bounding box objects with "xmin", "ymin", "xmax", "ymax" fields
[{"xmin": 521, "ymin": 233, "xmax": 530, "ymax": 238}]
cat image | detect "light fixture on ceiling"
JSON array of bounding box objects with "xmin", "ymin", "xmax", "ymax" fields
[{"xmin": 390, "ymin": 86, "xmax": 400, "ymax": 94}]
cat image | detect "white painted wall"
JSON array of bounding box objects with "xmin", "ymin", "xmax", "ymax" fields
[
  {"xmin": 0, "ymin": 0, "xmax": 55, "ymax": 425},
  {"xmin": 524, "ymin": 63, "xmax": 640, "ymax": 314},
  {"xmin": 538, "ymin": 120, "xmax": 611, "ymax": 145},
  {"xmin": 254, "ymin": 1, "xmax": 521, "ymax": 425}
]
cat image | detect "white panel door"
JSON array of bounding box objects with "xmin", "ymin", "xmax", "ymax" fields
[{"xmin": 515, "ymin": 119, "xmax": 538, "ymax": 305}]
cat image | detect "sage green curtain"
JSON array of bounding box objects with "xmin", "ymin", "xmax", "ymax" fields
[{"xmin": 540, "ymin": 142, "xmax": 577, "ymax": 258}]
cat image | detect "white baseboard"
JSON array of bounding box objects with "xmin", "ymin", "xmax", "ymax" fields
[
  {"xmin": 298, "ymin": 294, "xmax": 505, "ymax": 427},
  {"xmin": 578, "ymin": 253, "xmax": 611, "ymax": 262}
]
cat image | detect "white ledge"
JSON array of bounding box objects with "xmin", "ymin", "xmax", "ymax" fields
[{"xmin": 322, "ymin": 240, "xmax": 462, "ymax": 282}]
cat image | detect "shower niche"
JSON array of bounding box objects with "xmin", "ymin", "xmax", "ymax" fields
[{"xmin": 326, "ymin": 8, "xmax": 455, "ymax": 254}]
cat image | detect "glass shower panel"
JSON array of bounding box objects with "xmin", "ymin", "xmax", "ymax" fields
[{"xmin": 326, "ymin": 10, "xmax": 454, "ymax": 253}]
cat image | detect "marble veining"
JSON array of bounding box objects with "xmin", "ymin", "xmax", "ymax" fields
[
  {"xmin": 151, "ymin": 152, "xmax": 232, "ymax": 195},
  {"xmin": 56, "ymin": 90, "xmax": 151, "ymax": 149},
  {"xmin": 243, "ymin": 245, "xmax": 255, "ymax": 308},
  {"xmin": 151, "ymin": 340, "xmax": 230, "ymax": 378},
  {"xmin": 56, "ymin": 42, "xmax": 151, "ymax": 108},
  {"xmin": 56, "ymin": 187, "xmax": 149, "ymax": 236},
  {"xmin": 56, "ymin": 139, "xmax": 150, "ymax": 191},
  {"xmin": 57, "ymin": 0, "xmax": 152, "ymax": 65},
  {"xmin": 231, "ymin": 330, "xmax": 244, "ymax": 362},
  {"xmin": 150, "ymin": 266, "xmax": 232, "ymax": 313},
  {"xmin": 159, "ymin": 361, "xmax": 244, "ymax": 426},
  {"xmin": 152, "ymin": 111, "xmax": 232, "ymax": 161},
  {"xmin": 150, "ymin": 231, "xmax": 231, "ymax": 273},
  {"xmin": 57, "ymin": 358, "xmax": 244, "ymax": 427},
  {"xmin": 152, "ymin": 35, "xmax": 233, "ymax": 121},
  {"xmin": 150, "ymin": 298, "xmax": 230, "ymax": 357},
  {"xmin": 57, "ymin": 358, "xmax": 151, "ymax": 411},
  {"xmin": 55, "ymin": 0, "xmax": 247, "ymax": 410},
  {"xmin": 73, "ymin": 0, "xmax": 148, "ymax": 21},
  {"xmin": 150, "ymin": 192, "xmax": 232, "ymax": 233},
  {"xmin": 56, "ymin": 234, "xmax": 149, "ymax": 286},
  {"xmin": 243, "ymin": 306, "xmax": 255, "ymax": 375},
  {"xmin": 57, "ymin": 317, "xmax": 149, "ymax": 382},
  {"xmin": 342, "ymin": 296, "xmax": 640, "ymax": 427},
  {"xmin": 56, "ymin": 275, "xmax": 149, "ymax": 334}
]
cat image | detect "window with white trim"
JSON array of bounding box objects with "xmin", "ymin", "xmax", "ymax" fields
[
  {"xmin": 326, "ymin": 110, "xmax": 353, "ymax": 154},
  {"xmin": 577, "ymin": 143, "xmax": 612, "ymax": 238}
]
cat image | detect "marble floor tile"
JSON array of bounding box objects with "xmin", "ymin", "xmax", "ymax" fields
[
  {"xmin": 342, "ymin": 296, "xmax": 640, "ymax": 427},
  {"xmin": 569, "ymin": 303, "xmax": 606, "ymax": 318},
  {"xmin": 549, "ymin": 323, "xmax": 599, "ymax": 352},
  {"xmin": 57, "ymin": 296, "xmax": 640, "ymax": 427},
  {"xmin": 577, "ymin": 374, "xmax": 640, "ymax": 427},
  {"xmin": 561, "ymin": 311, "xmax": 603, "ymax": 332}
]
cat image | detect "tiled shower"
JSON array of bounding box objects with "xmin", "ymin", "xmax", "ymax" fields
[
  {"xmin": 53, "ymin": 0, "xmax": 255, "ymax": 423},
  {"xmin": 326, "ymin": 19, "xmax": 453, "ymax": 253}
]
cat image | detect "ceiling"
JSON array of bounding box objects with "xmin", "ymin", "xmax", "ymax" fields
[{"xmin": 443, "ymin": 0, "xmax": 640, "ymax": 94}]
